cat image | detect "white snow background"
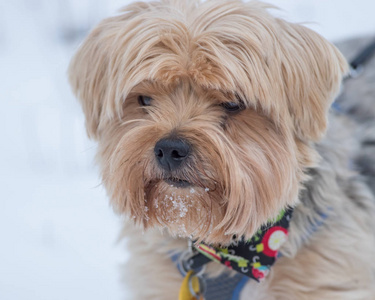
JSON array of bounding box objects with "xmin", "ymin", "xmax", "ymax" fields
[{"xmin": 1, "ymin": 0, "xmax": 374, "ymax": 299}]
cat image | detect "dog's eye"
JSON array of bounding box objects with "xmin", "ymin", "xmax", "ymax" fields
[
  {"xmin": 138, "ymin": 95, "xmax": 153, "ymax": 107},
  {"xmin": 221, "ymin": 102, "xmax": 244, "ymax": 113}
]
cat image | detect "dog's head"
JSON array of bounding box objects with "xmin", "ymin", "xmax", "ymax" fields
[{"xmin": 69, "ymin": 0, "xmax": 347, "ymax": 244}]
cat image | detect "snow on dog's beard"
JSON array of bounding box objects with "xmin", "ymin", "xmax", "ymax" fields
[{"xmin": 68, "ymin": 0, "xmax": 347, "ymax": 245}]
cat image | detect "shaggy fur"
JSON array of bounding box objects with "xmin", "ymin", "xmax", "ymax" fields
[{"xmin": 69, "ymin": 0, "xmax": 375, "ymax": 299}]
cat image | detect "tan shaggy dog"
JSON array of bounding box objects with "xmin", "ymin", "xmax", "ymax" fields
[{"xmin": 69, "ymin": 0, "xmax": 375, "ymax": 299}]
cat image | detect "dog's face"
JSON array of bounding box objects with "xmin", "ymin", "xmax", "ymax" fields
[{"xmin": 69, "ymin": 0, "xmax": 347, "ymax": 245}]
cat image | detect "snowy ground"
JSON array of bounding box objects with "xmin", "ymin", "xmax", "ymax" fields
[{"xmin": 1, "ymin": 0, "xmax": 374, "ymax": 299}]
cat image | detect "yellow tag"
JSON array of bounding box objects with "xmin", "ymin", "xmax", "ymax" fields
[{"xmin": 178, "ymin": 270, "xmax": 203, "ymax": 300}]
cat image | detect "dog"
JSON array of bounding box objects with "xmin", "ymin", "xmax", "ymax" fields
[{"xmin": 68, "ymin": 0, "xmax": 375, "ymax": 299}]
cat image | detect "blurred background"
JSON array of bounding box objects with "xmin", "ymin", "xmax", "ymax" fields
[{"xmin": 1, "ymin": 0, "xmax": 374, "ymax": 299}]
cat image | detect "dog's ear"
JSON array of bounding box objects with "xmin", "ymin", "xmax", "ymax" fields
[
  {"xmin": 278, "ymin": 21, "xmax": 348, "ymax": 141},
  {"xmin": 68, "ymin": 24, "xmax": 110, "ymax": 139},
  {"xmin": 68, "ymin": 3, "xmax": 147, "ymax": 139}
]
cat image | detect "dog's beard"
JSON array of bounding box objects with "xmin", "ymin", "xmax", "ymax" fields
[{"xmin": 145, "ymin": 179, "xmax": 223, "ymax": 241}]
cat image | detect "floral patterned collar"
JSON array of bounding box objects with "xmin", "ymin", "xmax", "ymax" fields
[{"xmin": 187, "ymin": 208, "xmax": 294, "ymax": 281}]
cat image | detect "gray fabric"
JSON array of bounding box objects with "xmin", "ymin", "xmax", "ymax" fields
[{"xmin": 202, "ymin": 273, "xmax": 247, "ymax": 300}]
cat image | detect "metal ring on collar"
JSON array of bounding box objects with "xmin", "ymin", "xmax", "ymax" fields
[{"xmin": 178, "ymin": 250, "xmax": 206, "ymax": 277}]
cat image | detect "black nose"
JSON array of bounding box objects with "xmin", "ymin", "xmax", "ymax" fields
[{"xmin": 154, "ymin": 138, "xmax": 191, "ymax": 171}]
